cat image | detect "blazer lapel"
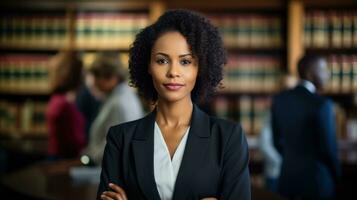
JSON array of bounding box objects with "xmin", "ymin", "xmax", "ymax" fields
[
  {"xmin": 132, "ymin": 110, "xmax": 161, "ymax": 199},
  {"xmin": 172, "ymin": 104, "xmax": 211, "ymax": 200}
]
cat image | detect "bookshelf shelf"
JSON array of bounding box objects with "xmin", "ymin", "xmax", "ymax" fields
[
  {"xmin": 0, "ymin": 45, "xmax": 69, "ymax": 52},
  {"xmin": 0, "ymin": 49, "xmax": 59, "ymax": 55},
  {"xmin": 225, "ymin": 47, "xmax": 285, "ymax": 55},
  {"xmin": 0, "ymin": 131, "xmax": 47, "ymax": 139},
  {"xmin": 70, "ymin": 2, "xmax": 150, "ymax": 12},
  {"xmin": 217, "ymin": 90, "xmax": 278, "ymax": 96},
  {"xmin": 73, "ymin": 47, "xmax": 131, "ymax": 52},
  {"xmin": 306, "ymin": 48, "xmax": 357, "ymax": 55},
  {"xmin": 0, "ymin": 89, "xmax": 51, "ymax": 96},
  {"xmin": 0, "ymin": 138, "xmax": 47, "ymax": 155},
  {"xmin": 167, "ymin": 0, "xmax": 283, "ymax": 11},
  {"xmin": 322, "ymin": 91, "xmax": 356, "ymax": 96}
]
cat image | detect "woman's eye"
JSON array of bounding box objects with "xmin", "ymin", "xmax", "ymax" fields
[
  {"xmin": 156, "ymin": 58, "xmax": 168, "ymax": 65},
  {"xmin": 180, "ymin": 59, "xmax": 192, "ymax": 66}
]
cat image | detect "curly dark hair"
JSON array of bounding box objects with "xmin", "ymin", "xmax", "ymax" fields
[{"xmin": 129, "ymin": 9, "xmax": 227, "ymax": 103}]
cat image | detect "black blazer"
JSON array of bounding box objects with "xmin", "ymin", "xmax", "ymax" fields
[
  {"xmin": 97, "ymin": 104, "xmax": 251, "ymax": 200},
  {"xmin": 272, "ymin": 85, "xmax": 340, "ymax": 199}
]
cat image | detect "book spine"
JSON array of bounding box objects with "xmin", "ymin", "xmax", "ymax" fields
[
  {"xmin": 239, "ymin": 95, "xmax": 252, "ymax": 136},
  {"xmin": 342, "ymin": 13, "xmax": 353, "ymax": 48},
  {"xmin": 312, "ymin": 11, "xmax": 329, "ymax": 48}
]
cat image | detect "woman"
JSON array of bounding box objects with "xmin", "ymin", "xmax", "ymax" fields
[
  {"xmin": 98, "ymin": 10, "xmax": 250, "ymax": 200},
  {"xmin": 46, "ymin": 51, "xmax": 85, "ymax": 159}
]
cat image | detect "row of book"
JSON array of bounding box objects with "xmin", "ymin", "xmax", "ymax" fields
[
  {"xmin": 0, "ymin": 12, "xmax": 150, "ymax": 50},
  {"xmin": 75, "ymin": 12, "xmax": 149, "ymax": 49},
  {"xmin": 213, "ymin": 95, "xmax": 349, "ymax": 140},
  {"xmin": 0, "ymin": 55, "xmax": 51, "ymax": 93},
  {"xmin": 208, "ymin": 14, "xmax": 283, "ymax": 48},
  {"xmin": 213, "ymin": 96, "xmax": 271, "ymax": 137},
  {"xmin": 304, "ymin": 11, "xmax": 357, "ymax": 48},
  {"xmin": 0, "ymin": 14, "xmax": 69, "ymax": 49},
  {"xmin": 222, "ymin": 55, "xmax": 282, "ymax": 92},
  {"xmin": 0, "ymin": 100, "xmax": 47, "ymax": 136},
  {"xmin": 1, "ymin": 53, "xmax": 356, "ymax": 95},
  {"xmin": 326, "ymin": 54, "xmax": 357, "ymax": 93}
]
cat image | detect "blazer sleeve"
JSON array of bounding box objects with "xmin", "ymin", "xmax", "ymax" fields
[
  {"xmin": 316, "ymin": 100, "xmax": 341, "ymax": 183},
  {"xmin": 219, "ymin": 124, "xmax": 251, "ymax": 200},
  {"xmin": 97, "ymin": 126, "xmax": 125, "ymax": 200}
]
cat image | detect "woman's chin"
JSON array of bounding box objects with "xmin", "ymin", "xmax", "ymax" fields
[{"xmin": 158, "ymin": 93, "xmax": 190, "ymax": 103}]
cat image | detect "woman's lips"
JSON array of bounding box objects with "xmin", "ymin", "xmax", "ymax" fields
[{"xmin": 163, "ymin": 83, "xmax": 184, "ymax": 91}]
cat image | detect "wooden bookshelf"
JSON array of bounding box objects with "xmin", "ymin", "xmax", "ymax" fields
[
  {"xmin": 289, "ymin": 0, "xmax": 357, "ymax": 144},
  {"xmin": 0, "ymin": 1, "xmax": 356, "ymax": 196},
  {"xmin": 0, "ymin": 0, "xmax": 156, "ymax": 139},
  {"xmin": 0, "ymin": 0, "xmax": 286, "ymax": 141},
  {"xmin": 0, "ymin": 0, "xmax": 356, "ymax": 153}
]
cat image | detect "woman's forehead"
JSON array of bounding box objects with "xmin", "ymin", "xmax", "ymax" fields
[{"xmin": 152, "ymin": 32, "xmax": 191, "ymax": 55}]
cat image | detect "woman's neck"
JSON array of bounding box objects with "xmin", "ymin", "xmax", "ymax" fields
[{"xmin": 156, "ymin": 98, "xmax": 193, "ymax": 127}]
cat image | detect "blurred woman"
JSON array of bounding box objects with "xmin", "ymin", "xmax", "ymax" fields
[{"xmin": 46, "ymin": 51, "xmax": 85, "ymax": 160}]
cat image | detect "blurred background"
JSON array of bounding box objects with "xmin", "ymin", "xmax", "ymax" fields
[{"xmin": 0, "ymin": 0, "xmax": 356, "ymax": 199}]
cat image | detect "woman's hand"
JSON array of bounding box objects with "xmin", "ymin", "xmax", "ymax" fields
[
  {"xmin": 100, "ymin": 183, "xmax": 217, "ymax": 200},
  {"xmin": 101, "ymin": 183, "xmax": 127, "ymax": 200}
]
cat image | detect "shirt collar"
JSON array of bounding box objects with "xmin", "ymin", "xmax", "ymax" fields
[{"xmin": 300, "ymin": 80, "xmax": 316, "ymax": 93}]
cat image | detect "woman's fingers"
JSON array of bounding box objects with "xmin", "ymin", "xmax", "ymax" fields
[
  {"xmin": 100, "ymin": 194, "xmax": 114, "ymax": 200},
  {"xmin": 109, "ymin": 183, "xmax": 128, "ymax": 200},
  {"xmin": 101, "ymin": 191, "xmax": 123, "ymax": 200}
]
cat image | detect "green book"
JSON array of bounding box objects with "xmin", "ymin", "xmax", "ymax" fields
[
  {"xmin": 312, "ymin": 11, "xmax": 329, "ymax": 48},
  {"xmin": 304, "ymin": 12, "xmax": 312, "ymax": 48},
  {"xmin": 342, "ymin": 13, "xmax": 353, "ymax": 48},
  {"xmin": 331, "ymin": 12, "xmax": 343, "ymax": 48}
]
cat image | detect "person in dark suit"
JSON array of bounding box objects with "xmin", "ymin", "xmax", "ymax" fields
[
  {"xmin": 46, "ymin": 51, "xmax": 86, "ymax": 160},
  {"xmin": 98, "ymin": 10, "xmax": 251, "ymax": 200},
  {"xmin": 271, "ymin": 55, "xmax": 341, "ymax": 200}
]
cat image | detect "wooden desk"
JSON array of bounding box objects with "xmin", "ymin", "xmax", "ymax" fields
[
  {"xmin": 0, "ymin": 160, "xmax": 98, "ymax": 200},
  {"xmin": 0, "ymin": 160, "xmax": 286, "ymax": 200}
]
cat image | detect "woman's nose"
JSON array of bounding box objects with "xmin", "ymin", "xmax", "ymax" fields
[{"xmin": 166, "ymin": 62, "xmax": 181, "ymax": 78}]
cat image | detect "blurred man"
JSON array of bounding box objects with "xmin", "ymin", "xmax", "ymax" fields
[
  {"xmin": 271, "ymin": 55, "xmax": 340, "ymax": 200},
  {"xmin": 82, "ymin": 53, "xmax": 144, "ymax": 165}
]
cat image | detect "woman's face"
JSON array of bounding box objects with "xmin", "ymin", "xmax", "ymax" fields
[{"xmin": 149, "ymin": 31, "xmax": 198, "ymax": 103}]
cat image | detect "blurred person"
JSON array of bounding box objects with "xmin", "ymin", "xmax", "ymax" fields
[
  {"xmin": 271, "ymin": 55, "xmax": 341, "ymax": 200},
  {"xmin": 46, "ymin": 51, "xmax": 86, "ymax": 160},
  {"xmin": 82, "ymin": 52, "xmax": 144, "ymax": 165},
  {"xmin": 258, "ymin": 75, "xmax": 298, "ymax": 192},
  {"xmin": 76, "ymin": 70, "xmax": 103, "ymax": 144}
]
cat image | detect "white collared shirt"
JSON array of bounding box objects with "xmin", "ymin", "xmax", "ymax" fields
[
  {"xmin": 300, "ymin": 80, "xmax": 316, "ymax": 93},
  {"xmin": 153, "ymin": 122, "xmax": 190, "ymax": 200}
]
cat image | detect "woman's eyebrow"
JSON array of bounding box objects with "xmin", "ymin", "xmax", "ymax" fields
[
  {"xmin": 179, "ymin": 53, "xmax": 193, "ymax": 58},
  {"xmin": 155, "ymin": 52, "xmax": 169, "ymax": 57},
  {"xmin": 154, "ymin": 52, "xmax": 192, "ymax": 58}
]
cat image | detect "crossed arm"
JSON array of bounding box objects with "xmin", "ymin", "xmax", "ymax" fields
[{"xmin": 100, "ymin": 184, "xmax": 217, "ymax": 200}]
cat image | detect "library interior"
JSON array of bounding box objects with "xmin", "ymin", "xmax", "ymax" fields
[{"xmin": 0, "ymin": 0, "xmax": 357, "ymax": 199}]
